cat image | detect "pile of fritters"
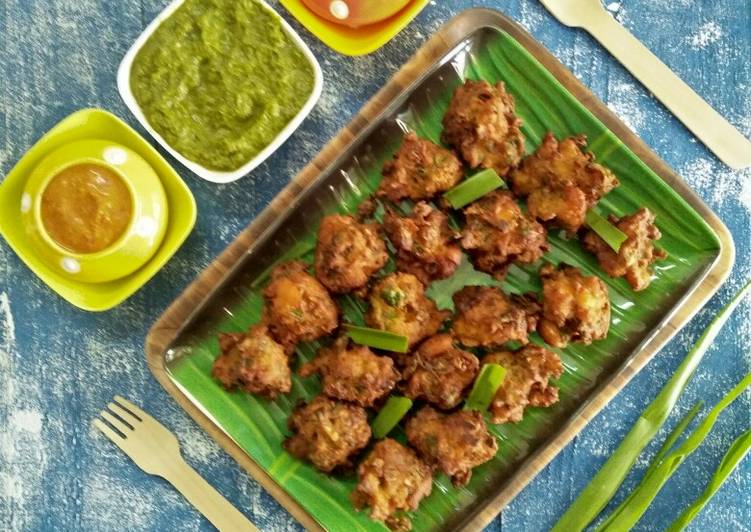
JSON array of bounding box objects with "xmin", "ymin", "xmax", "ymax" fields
[{"xmin": 208, "ymin": 78, "xmax": 668, "ymax": 530}]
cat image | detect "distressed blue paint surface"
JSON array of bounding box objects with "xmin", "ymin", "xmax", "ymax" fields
[{"xmin": 1, "ymin": 1, "xmax": 749, "ymax": 530}]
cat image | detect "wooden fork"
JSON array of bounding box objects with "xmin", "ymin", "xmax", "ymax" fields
[{"xmin": 93, "ymin": 395, "xmax": 258, "ymax": 532}]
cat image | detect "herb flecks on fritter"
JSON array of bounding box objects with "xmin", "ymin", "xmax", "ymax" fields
[
  {"xmin": 510, "ymin": 132, "xmax": 619, "ymax": 232},
  {"xmin": 284, "ymin": 395, "xmax": 371, "ymax": 473},
  {"xmin": 406, "ymin": 407, "xmax": 498, "ymax": 487},
  {"xmin": 351, "ymin": 438, "xmax": 433, "ymax": 531},
  {"xmin": 451, "ymin": 286, "xmax": 539, "ymax": 348},
  {"xmin": 212, "ymin": 325, "xmax": 291, "ymax": 399},
  {"xmin": 366, "ymin": 272, "xmax": 449, "ymax": 348},
  {"xmin": 538, "ymin": 263, "xmax": 611, "ymax": 348},
  {"xmin": 583, "ymin": 207, "xmax": 667, "ymax": 291},
  {"xmin": 441, "ymin": 79, "xmax": 525, "ymax": 176},
  {"xmin": 403, "ymin": 334, "xmax": 479, "ymax": 410},
  {"xmin": 461, "ymin": 190, "xmax": 549, "ymax": 279},
  {"xmin": 383, "ymin": 202, "xmax": 461, "ymax": 285},
  {"xmin": 482, "ymin": 345, "xmax": 563, "ymax": 424},
  {"xmin": 315, "ymin": 214, "xmax": 389, "ymax": 294},
  {"xmin": 263, "ymin": 261, "xmax": 339, "ymax": 352},
  {"xmin": 377, "ymin": 132, "xmax": 463, "ymax": 202},
  {"xmin": 299, "ymin": 338, "xmax": 400, "ymax": 408}
]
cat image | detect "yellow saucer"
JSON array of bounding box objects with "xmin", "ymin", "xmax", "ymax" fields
[{"xmin": 279, "ymin": 0, "xmax": 430, "ymax": 56}]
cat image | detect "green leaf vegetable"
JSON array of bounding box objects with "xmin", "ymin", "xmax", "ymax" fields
[
  {"xmin": 667, "ymin": 428, "xmax": 751, "ymax": 532},
  {"xmin": 344, "ymin": 324, "xmax": 409, "ymax": 353},
  {"xmin": 464, "ymin": 364, "xmax": 507, "ymax": 412},
  {"xmin": 585, "ymin": 209, "xmax": 628, "ymax": 253},
  {"xmin": 371, "ymin": 396, "xmax": 413, "ymax": 439},
  {"xmin": 552, "ymin": 279, "xmax": 751, "ymax": 532},
  {"xmin": 443, "ymin": 168, "xmax": 506, "ymax": 209}
]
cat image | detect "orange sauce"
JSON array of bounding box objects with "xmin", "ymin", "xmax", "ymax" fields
[{"xmin": 41, "ymin": 163, "xmax": 133, "ymax": 254}]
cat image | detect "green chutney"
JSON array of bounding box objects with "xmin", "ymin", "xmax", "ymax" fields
[{"xmin": 131, "ymin": 0, "xmax": 315, "ymax": 171}]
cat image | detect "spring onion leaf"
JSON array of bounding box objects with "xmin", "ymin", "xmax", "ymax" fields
[
  {"xmin": 464, "ymin": 364, "xmax": 507, "ymax": 412},
  {"xmin": 667, "ymin": 428, "xmax": 751, "ymax": 532},
  {"xmin": 586, "ymin": 209, "xmax": 628, "ymax": 253},
  {"xmin": 372, "ymin": 396, "xmax": 413, "ymax": 439},
  {"xmin": 552, "ymin": 278, "xmax": 751, "ymax": 532},
  {"xmin": 598, "ymin": 371, "xmax": 751, "ymax": 531},
  {"xmin": 443, "ymin": 169, "xmax": 505, "ymax": 209},
  {"xmin": 344, "ymin": 324, "xmax": 409, "ymax": 353}
]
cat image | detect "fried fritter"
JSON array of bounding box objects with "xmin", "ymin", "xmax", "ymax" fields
[
  {"xmin": 406, "ymin": 407, "xmax": 497, "ymax": 487},
  {"xmin": 377, "ymin": 132, "xmax": 463, "ymax": 202},
  {"xmin": 284, "ymin": 395, "xmax": 371, "ymax": 472},
  {"xmin": 483, "ymin": 345, "xmax": 564, "ymax": 424},
  {"xmin": 263, "ymin": 261, "xmax": 339, "ymax": 352},
  {"xmin": 451, "ymin": 286, "xmax": 539, "ymax": 348},
  {"xmin": 212, "ymin": 325, "xmax": 291, "ymax": 399},
  {"xmin": 383, "ymin": 202, "xmax": 461, "ymax": 284},
  {"xmin": 403, "ymin": 334, "xmax": 479, "ymax": 410},
  {"xmin": 583, "ymin": 207, "xmax": 667, "ymax": 291},
  {"xmin": 441, "ymin": 79, "xmax": 525, "ymax": 176},
  {"xmin": 299, "ymin": 338, "xmax": 400, "ymax": 407},
  {"xmin": 461, "ymin": 190, "xmax": 549, "ymax": 279},
  {"xmin": 538, "ymin": 263, "xmax": 610, "ymax": 348},
  {"xmin": 351, "ymin": 438, "xmax": 433, "ymax": 531},
  {"xmin": 315, "ymin": 214, "xmax": 389, "ymax": 294},
  {"xmin": 510, "ymin": 133, "xmax": 619, "ymax": 232},
  {"xmin": 366, "ymin": 272, "xmax": 449, "ymax": 348}
]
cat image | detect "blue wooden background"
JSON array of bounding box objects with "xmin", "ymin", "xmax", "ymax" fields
[{"xmin": 1, "ymin": 1, "xmax": 749, "ymax": 530}]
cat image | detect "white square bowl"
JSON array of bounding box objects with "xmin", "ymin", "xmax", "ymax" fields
[{"xmin": 117, "ymin": 0, "xmax": 323, "ymax": 184}]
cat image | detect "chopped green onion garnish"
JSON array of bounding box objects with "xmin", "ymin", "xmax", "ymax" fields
[
  {"xmin": 464, "ymin": 363, "xmax": 507, "ymax": 412},
  {"xmin": 585, "ymin": 209, "xmax": 628, "ymax": 253},
  {"xmin": 443, "ymin": 168, "xmax": 505, "ymax": 209},
  {"xmin": 372, "ymin": 396, "xmax": 413, "ymax": 438},
  {"xmin": 344, "ymin": 324, "xmax": 409, "ymax": 353}
]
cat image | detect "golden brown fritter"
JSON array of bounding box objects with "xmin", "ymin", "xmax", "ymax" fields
[
  {"xmin": 284, "ymin": 395, "xmax": 371, "ymax": 472},
  {"xmin": 366, "ymin": 272, "xmax": 450, "ymax": 348},
  {"xmin": 315, "ymin": 214, "xmax": 389, "ymax": 294},
  {"xmin": 403, "ymin": 334, "xmax": 479, "ymax": 410},
  {"xmin": 299, "ymin": 338, "xmax": 400, "ymax": 408},
  {"xmin": 212, "ymin": 325, "xmax": 291, "ymax": 399},
  {"xmin": 351, "ymin": 438, "xmax": 433, "ymax": 531},
  {"xmin": 406, "ymin": 407, "xmax": 497, "ymax": 487},
  {"xmin": 383, "ymin": 202, "xmax": 461, "ymax": 285},
  {"xmin": 483, "ymin": 345, "xmax": 564, "ymax": 424},
  {"xmin": 441, "ymin": 79, "xmax": 525, "ymax": 176},
  {"xmin": 461, "ymin": 190, "xmax": 549, "ymax": 279},
  {"xmin": 583, "ymin": 207, "xmax": 667, "ymax": 291},
  {"xmin": 451, "ymin": 286, "xmax": 539, "ymax": 348},
  {"xmin": 263, "ymin": 261, "xmax": 339, "ymax": 352},
  {"xmin": 377, "ymin": 132, "xmax": 464, "ymax": 202},
  {"xmin": 510, "ymin": 133, "xmax": 619, "ymax": 232},
  {"xmin": 538, "ymin": 263, "xmax": 611, "ymax": 348}
]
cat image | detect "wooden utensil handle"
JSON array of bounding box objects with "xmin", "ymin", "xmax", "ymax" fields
[
  {"xmin": 584, "ymin": 9, "xmax": 751, "ymax": 169},
  {"xmin": 163, "ymin": 457, "xmax": 258, "ymax": 532}
]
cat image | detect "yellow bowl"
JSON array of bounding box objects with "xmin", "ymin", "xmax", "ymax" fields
[{"xmin": 21, "ymin": 139, "xmax": 168, "ymax": 283}]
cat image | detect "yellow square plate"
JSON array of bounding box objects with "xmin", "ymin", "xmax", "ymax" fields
[
  {"xmin": 279, "ymin": 0, "xmax": 430, "ymax": 56},
  {"xmin": 0, "ymin": 108, "xmax": 197, "ymax": 312}
]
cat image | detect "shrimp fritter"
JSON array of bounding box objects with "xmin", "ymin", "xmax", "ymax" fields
[
  {"xmin": 403, "ymin": 334, "xmax": 479, "ymax": 410},
  {"xmin": 315, "ymin": 214, "xmax": 389, "ymax": 294},
  {"xmin": 451, "ymin": 286, "xmax": 539, "ymax": 348},
  {"xmin": 284, "ymin": 395, "xmax": 371, "ymax": 472},
  {"xmin": 262, "ymin": 261, "xmax": 339, "ymax": 351},
  {"xmin": 299, "ymin": 338, "xmax": 400, "ymax": 407},
  {"xmin": 406, "ymin": 407, "xmax": 498, "ymax": 487},
  {"xmin": 377, "ymin": 132, "xmax": 463, "ymax": 202},
  {"xmin": 583, "ymin": 207, "xmax": 667, "ymax": 291},
  {"xmin": 351, "ymin": 438, "xmax": 433, "ymax": 531},
  {"xmin": 510, "ymin": 133, "xmax": 619, "ymax": 232},
  {"xmin": 366, "ymin": 273, "xmax": 449, "ymax": 348},
  {"xmin": 461, "ymin": 190, "xmax": 548, "ymax": 279},
  {"xmin": 383, "ymin": 202, "xmax": 461, "ymax": 284},
  {"xmin": 441, "ymin": 79, "xmax": 525, "ymax": 176},
  {"xmin": 483, "ymin": 345, "xmax": 564, "ymax": 424},
  {"xmin": 538, "ymin": 263, "xmax": 610, "ymax": 348},
  {"xmin": 212, "ymin": 325, "xmax": 291, "ymax": 399}
]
